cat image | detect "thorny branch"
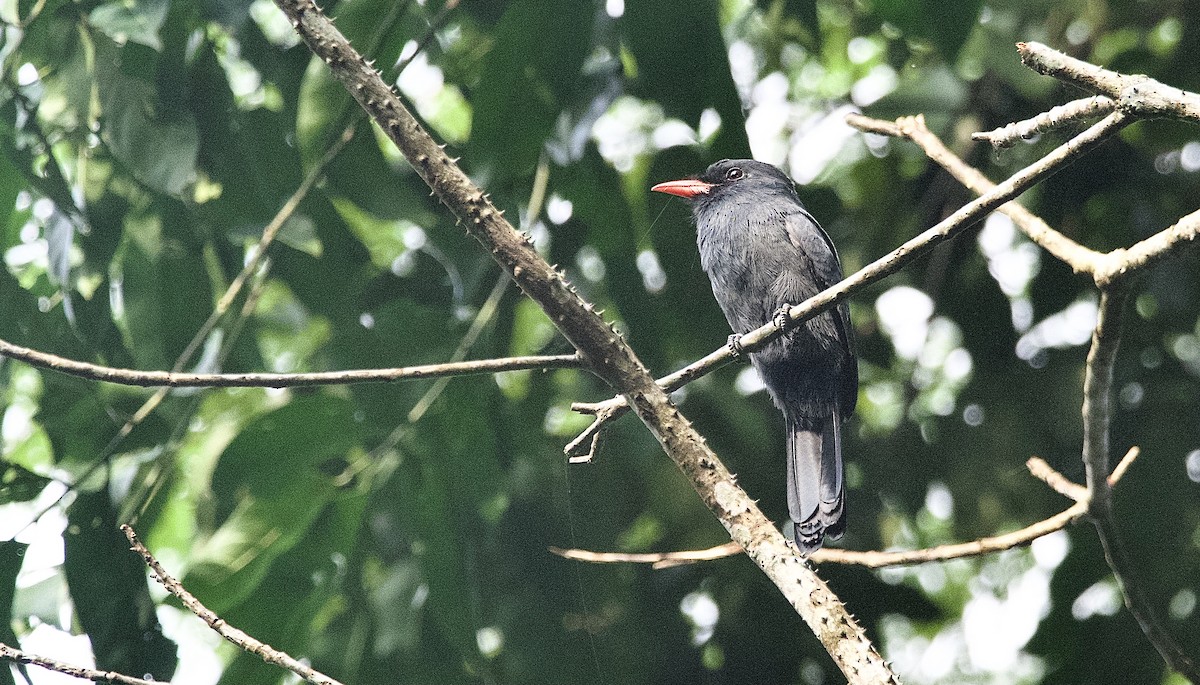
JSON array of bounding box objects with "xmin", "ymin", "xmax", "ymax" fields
[{"xmin": 273, "ymin": 1, "xmax": 900, "ymax": 681}]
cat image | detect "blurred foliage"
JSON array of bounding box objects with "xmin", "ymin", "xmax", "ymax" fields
[{"xmin": 0, "ymin": 0, "xmax": 1199, "ymax": 684}]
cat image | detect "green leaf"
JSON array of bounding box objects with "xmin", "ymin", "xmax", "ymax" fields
[
  {"xmin": 89, "ymin": 0, "xmax": 171, "ymax": 51},
  {"xmin": 468, "ymin": 0, "xmax": 596, "ymax": 180},
  {"xmin": 214, "ymin": 491, "xmax": 367, "ymax": 685},
  {"xmin": 0, "ymin": 151, "xmax": 23, "ymax": 249},
  {"xmin": 37, "ymin": 382, "xmax": 168, "ymax": 472},
  {"xmin": 621, "ymin": 0, "xmax": 750, "ymax": 157},
  {"xmin": 872, "ymin": 0, "xmax": 982, "ymax": 60},
  {"xmin": 385, "ymin": 380, "xmax": 503, "ymax": 661},
  {"xmin": 64, "ymin": 491, "xmax": 177, "ymax": 681},
  {"xmin": 183, "ymin": 394, "xmax": 361, "ymax": 613},
  {"xmin": 94, "ymin": 39, "xmax": 199, "ymax": 196},
  {"xmin": 116, "ymin": 201, "xmax": 214, "ymax": 370},
  {"xmin": 0, "ymin": 463, "xmax": 50, "ymax": 505}
]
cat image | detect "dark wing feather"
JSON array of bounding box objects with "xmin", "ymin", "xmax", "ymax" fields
[{"xmin": 781, "ymin": 208, "xmax": 858, "ymax": 415}]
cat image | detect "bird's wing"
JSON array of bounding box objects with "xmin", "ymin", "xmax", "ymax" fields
[
  {"xmin": 781, "ymin": 207, "xmax": 841, "ymax": 288},
  {"xmin": 782, "ymin": 208, "xmax": 859, "ymax": 415}
]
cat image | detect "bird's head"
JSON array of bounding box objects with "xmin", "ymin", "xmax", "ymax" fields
[{"xmin": 651, "ymin": 159, "xmax": 799, "ymax": 208}]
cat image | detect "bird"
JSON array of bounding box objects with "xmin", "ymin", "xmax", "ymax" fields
[{"xmin": 651, "ymin": 159, "xmax": 858, "ymax": 555}]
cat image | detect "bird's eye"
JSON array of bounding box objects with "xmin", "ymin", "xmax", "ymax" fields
[{"xmin": 726, "ymin": 167, "xmax": 743, "ymax": 180}]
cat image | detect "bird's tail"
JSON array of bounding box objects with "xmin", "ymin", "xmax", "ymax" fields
[{"xmin": 785, "ymin": 408, "xmax": 846, "ymax": 556}]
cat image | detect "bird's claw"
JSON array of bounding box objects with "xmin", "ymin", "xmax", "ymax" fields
[
  {"xmin": 727, "ymin": 334, "xmax": 744, "ymax": 358},
  {"xmin": 773, "ymin": 304, "xmax": 795, "ymax": 332}
]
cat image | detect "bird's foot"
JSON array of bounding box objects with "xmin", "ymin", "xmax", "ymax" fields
[
  {"xmin": 726, "ymin": 334, "xmax": 744, "ymax": 358},
  {"xmin": 773, "ymin": 304, "xmax": 795, "ymax": 332}
]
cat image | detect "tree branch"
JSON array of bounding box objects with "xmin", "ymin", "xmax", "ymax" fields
[
  {"xmin": 1095, "ymin": 206, "xmax": 1200, "ymax": 286},
  {"xmin": 864, "ymin": 71, "xmax": 1200, "ymax": 677},
  {"xmin": 121, "ymin": 525, "xmax": 348, "ymax": 685},
  {"xmin": 1079, "ymin": 291, "xmax": 1199, "ymax": 681},
  {"xmin": 848, "ymin": 113, "xmax": 1106, "ymax": 274},
  {"xmin": 552, "ymin": 450, "xmax": 1141, "ymax": 570},
  {"xmin": 973, "ymin": 96, "xmax": 1116, "ymax": 147},
  {"xmin": 1081, "ymin": 289, "xmax": 1126, "ymax": 513},
  {"xmin": 553, "ymin": 505, "xmax": 1086, "ymax": 570},
  {"xmin": 0, "ymin": 643, "xmax": 157, "ymax": 685},
  {"xmin": 273, "ymin": 1, "xmax": 901, "ymax": 681},
  {"xmin": 0, "ymin": 337, "xmax": 582, "ymax": 387},
  {"xmin": 1018, "ymin": 42, "xmax": 1200, "ymax": 123},
  {"xmin": 569, "ymin": 110, "xmax": 1130, "ymax": 455},
  {"xmin": 849, "ymin": 115, "xmax": 1200, "ymax": 287}
]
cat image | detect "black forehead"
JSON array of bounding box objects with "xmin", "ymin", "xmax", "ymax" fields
[{"xmin": 701, "ymin": 159, "xmax": 786, "ymax": 182}]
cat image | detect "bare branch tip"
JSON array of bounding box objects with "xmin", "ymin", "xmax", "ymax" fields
[
  {"xmin": 1107, "ymin": 445, "xmax": 1141, "ymax": 485},
  {"xmin": 1026, "ymin": 456, "xmax": 1087, "ymax": 501}
]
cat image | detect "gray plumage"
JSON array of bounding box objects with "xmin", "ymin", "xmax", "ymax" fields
[{"xmin": 653, "ymin": 159, "xmax": 858, "ymax": 555}]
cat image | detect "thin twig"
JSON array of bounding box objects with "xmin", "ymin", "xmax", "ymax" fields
[
  {"xmin": 0, "ymin": 643, "xmax": 156, "ymax": 685},
  {"xmin": 552, "ymin": 451, "xmax": 1145, "ymax": 570},
  {"xmin": 563, "ymin": 406, "xmax": 613, "ymax": 462},
  {"xmin": 1107, "ymin": 445, "xmax": 1140, "ymax": 486},
  {"xmin": 121, "ymin": 525, "xmax": 348, "ymax": 685},
  {"xmin": 553, "ymin": 505, "xmax": 1087, "ymax": 570},
  {"xmin": 408, "ymin": 273, "xmax": 511, "ymax": 423},
  {"xmin": 394, "ymin": 0, "xmax": 460, "ymax": 75},
  {"xmin": 550, "ymin": 542, "xmax": 743, "ymax": 569},
  {"xmin": 0, "ymin": 337, "xmax": 583, "ymax": 387},
  {"xmin": 973, "ymin": 96, "xmax": 1116, "ymax": 147},
  {"xmin": 568, "ymin": 110, "xmax": 1130, "ymax": 453}
]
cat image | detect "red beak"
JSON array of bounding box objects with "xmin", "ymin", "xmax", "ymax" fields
[{"xmin": 651, "ymin": 178, "xmax": 714, "ymax": 198}]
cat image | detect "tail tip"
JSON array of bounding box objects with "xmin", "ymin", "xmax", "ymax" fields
[{"xmin": 791, "ymin": 518, "xmax": 846, "ymax": 557}]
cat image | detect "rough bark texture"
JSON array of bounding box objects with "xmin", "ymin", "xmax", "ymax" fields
[{"xmin": 274, "ymin": 0, "xmax": 900, "ymax": 681}]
